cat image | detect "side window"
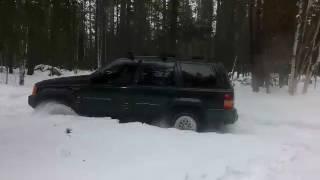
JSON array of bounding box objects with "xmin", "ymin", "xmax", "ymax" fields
[
  {"xmin": 181, "ymin": 63, "xmax": 216, "ymax": 89},
  {"xmin": 103, "ymin": 63, "xmax": 138, "ymax": 85},
  {"xmin": 137, "ymin": 62, "xmax": 176, "ymax": 87},
  {"xmin": 213, "ymin": 65, "xmax": 232, "ymax": 89}
]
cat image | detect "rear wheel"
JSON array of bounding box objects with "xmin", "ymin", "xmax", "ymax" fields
[{"xmin": 172, "ymin": 113, "xmax": 199, "ymax": 131}]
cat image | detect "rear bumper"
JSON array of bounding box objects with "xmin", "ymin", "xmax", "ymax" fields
[
  {"xmin": 28, "ymin": 95, "xmax": 37, "ymax": 108},
  {"xmin": 205, "ymin": 109, "xmax": 238, "ymax": 127}
]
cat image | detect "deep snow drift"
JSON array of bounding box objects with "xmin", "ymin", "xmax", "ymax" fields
[{"xmin": 0, "ymin": 71, "xmax": 319, "ymax": 180}]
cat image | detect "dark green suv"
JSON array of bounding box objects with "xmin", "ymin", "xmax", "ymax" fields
[{"xmin": 28, "ymin": 57, "xmax": 238, "ymax": 131}]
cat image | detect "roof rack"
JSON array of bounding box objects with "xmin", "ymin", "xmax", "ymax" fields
[
  {"xmin": 124, "ymin": 52, "xmax": 211, "ymax": 63},
  {"xmin": 134, "ymin": 55, "xmax": 176, "ymax": 61}
]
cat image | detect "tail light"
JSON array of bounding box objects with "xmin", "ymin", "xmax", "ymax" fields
[
  {"xmin": 32, "ymin": 86, "xmax": 38, "ymax": 96},
  {"xmin": 224, "ymin": 94, "xmax": 234, "ymax": 110}
]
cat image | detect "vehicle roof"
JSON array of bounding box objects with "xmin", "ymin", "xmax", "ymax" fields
[{"xmin": 115, "ymin": 57, "xmax": 221, "ymax": 66}]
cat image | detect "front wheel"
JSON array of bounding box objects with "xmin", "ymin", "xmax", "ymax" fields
[
  {"xmin": 35, "ymin": 101, "xmax": 77, "ymax": 116},
  {"xmin": 172, "ymin": 113, "xmax": 199, "ymax": 131}
]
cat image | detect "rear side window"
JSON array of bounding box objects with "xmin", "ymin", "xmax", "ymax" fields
[
  {"xmin": 213, "ymin": 64, "xmax": 232, "ymax": 89},
  {"xmin": 181, "ymin": 63, "xmax": 217, "ymax": 89},
  {"xmin": 137, "ymin": 61, "xmax": 176, "ymax": 87}
]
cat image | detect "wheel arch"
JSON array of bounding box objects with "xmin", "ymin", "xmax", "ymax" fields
[
  {"xmin": 169, "ymin": 98, "xmax": 206, "ymax": 122},
  {"xmin": 36, "ymin": 88, "xmax": 76, "ymax": 108}
]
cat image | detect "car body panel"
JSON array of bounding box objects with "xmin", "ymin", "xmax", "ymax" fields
[
  {"xmin": 76, "ymin": 85, "xmax": 130, "ymax": 118},
  {"xmin": 28, "ymin": 58, "xmax": 238, "ymax": 128},
  {"xmin": 129, "ymin": 86, "xmax": 178, "ymax": 122}
]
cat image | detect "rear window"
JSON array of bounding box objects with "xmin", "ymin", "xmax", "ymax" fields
[
  {"xmin": 180, "ymin": 63, "xmax": 231, "ymax": 89},
  {"xmin": 212, "ymin": 64, "xmax": 232, "ymax": 89}
]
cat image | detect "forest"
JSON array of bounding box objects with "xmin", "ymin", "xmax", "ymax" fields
[{"xmin": 0, "ymin": 0, "xmax": 320, "ymax": 95}]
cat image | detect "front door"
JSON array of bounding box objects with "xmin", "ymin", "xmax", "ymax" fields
[{"xmin": 77, "ymin": 61, "xmax": 139, "ymax": 118}]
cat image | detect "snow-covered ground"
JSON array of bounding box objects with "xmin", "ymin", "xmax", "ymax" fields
[{"xmin": 0, "ymin": 71, "xmax": 320, "ymax": 180}]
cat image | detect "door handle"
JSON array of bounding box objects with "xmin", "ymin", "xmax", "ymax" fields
[{"xmin": 136, "ymin": 102, "xmax": 160, "ymax": 106}]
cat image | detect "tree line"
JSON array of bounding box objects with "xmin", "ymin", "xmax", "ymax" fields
[
  {"xmin": 0, "ymin": 0, "xmax": 220, "ymax": 72},
  {"xmin": 0, "ymin": 0, "xmax": 319, "ymax": 94}
]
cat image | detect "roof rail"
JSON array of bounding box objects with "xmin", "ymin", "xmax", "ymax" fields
[
  {"xmin": 135, "ymin": 55, "xmax": 176, "ymax": 62},
  {"xmin": 124, "ymin": 53, "xmax": 211, "ymax": 63}
]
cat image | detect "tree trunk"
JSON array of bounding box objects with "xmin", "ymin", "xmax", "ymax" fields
[
  {"xmin": 289, "ymin": 0, "xmax": 303, "ymax": 95},
  {"xmin": 266, "ymin": 74, "xmax": 271, "ymax": 94},
  {"xmin": 315, "ymin": 75, "xmax": 318, "ymax": 89},
  {"xmin": 0, "ymin": 52, "xmax": 3, "ymax": 73},
  {"xmin": 5, "ymin": 66, "xmax": 9, "ymax": 84},
  {"xmin": 96, "ymin": 0, "xmax": 102, "ymax": 69},
  {"xmin": 303, "ymin": 46, "xmax": 320, "ymax": 93},
  {"xmin": 302, "ymin": 5, "xmax": 320, "ymax": 94},
  {"xmin": 19, "ymin": 60, "xmax": 25, "ymax": 86},
  {"xmin": 293, "ymin": 0, "xmax": 313, "ymax": 89},
  {"xmin": 119, "ymin": 0, "xmax": 128, "ymax": 55},
  {"xmin": 215, "ymin": 0, "xmax": 236, "ymax": 70},
  {"xmin": 161, "ymin": 0, "xmax": 167, "ymax": 53},
  {"xmin": 302, "ymin": 57, "xmax": 313, "ymax": 94},
  {"xmin": 8, "ymin": 52, "xmax": 14, "ymax": 74},
  {"xmin": 169, "ymin": 0, "xmax": 178, "ymax": 55},
  {"xmin": 250, "ymin": 0, "xmax": 262, "ymax": 92}
]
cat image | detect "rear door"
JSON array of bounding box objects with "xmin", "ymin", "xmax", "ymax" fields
[
  {"xmin": 178, "ymin": 62, "xmax": 226, "ymax": 110},
  {"xmin": 130, "ymin": 61, "xmax": 178, "ymax": 122}
]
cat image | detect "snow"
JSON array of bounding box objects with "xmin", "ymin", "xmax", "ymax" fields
[{"xmin": 0, "ymin": 70, "xmax": 320, "ymax": 180}]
